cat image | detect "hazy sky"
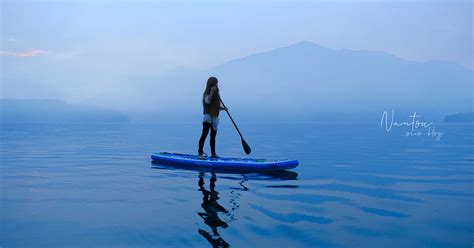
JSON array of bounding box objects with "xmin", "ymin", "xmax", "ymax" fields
[{"xmin": 1, "ymin": 0, "xmax": 472, "ymax": 103}]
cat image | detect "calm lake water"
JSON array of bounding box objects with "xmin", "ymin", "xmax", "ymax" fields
[{"xmin": 1, "ymin": 122, "xmax": 472, "ymax": 247}]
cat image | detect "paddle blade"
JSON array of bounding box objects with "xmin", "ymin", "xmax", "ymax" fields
[{"xmin": 241, "ymin": 138, "xmax": 251, "ymax": 155}]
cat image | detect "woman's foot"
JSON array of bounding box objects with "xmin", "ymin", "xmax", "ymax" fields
[
  {"xmin": 210, "ymin": 154, "xmax": 220, "ymax": 158},
  {"xmin": 198, "ymin": 150, "xmax": 207, "ymax": 160}
]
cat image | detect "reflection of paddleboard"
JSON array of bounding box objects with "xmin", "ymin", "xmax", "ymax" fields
[{"xmin": 151, "ymin": 152, "xmax": 299, "ymax": 172}]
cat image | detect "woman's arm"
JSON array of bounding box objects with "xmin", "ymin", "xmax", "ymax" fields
[
  {"xmin": 204, "ymin": 94, "xmax": 212, "ymax": 104},
  {"xmin": 204, "ymin": 87, "xmax": 217, "ymax": 104}
]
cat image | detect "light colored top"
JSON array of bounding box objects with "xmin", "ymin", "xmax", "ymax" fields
[{"xmin": 203, "ymin": 114, "xmax": 219, "ymax": 131}]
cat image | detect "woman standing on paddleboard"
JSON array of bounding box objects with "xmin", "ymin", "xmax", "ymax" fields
[{"xmin": 198, "ymin": 77, "xmax": 227, "ymax": 159}]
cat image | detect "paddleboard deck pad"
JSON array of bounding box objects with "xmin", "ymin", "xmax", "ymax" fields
[{"xmin": 151, "ymin": 152, "xmax": 298, "ymax": 172}]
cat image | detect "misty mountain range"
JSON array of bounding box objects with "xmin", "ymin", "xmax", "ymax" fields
[
  {"xmin": 128, "ymin": 41, "xmax": 473, "ymax": 122},
  {"xmin": 2, "ymin": 41, "xmax": 473, "ymax": 122}
]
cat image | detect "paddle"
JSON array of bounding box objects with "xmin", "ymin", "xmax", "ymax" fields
[{"xmin": 220, "ymin": 98, "xmax": 251, "ymax": 155}]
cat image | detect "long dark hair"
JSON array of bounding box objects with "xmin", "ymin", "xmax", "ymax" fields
[{"xmin": 204, "ymin": 76, "xmax": 218, "ymax": 95}]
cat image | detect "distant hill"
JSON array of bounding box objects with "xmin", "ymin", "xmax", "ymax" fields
[
  {"xmin": 129, "ymin": 41, "xmax": 473, "ymax": 122},
  {"xmin": 0, "ymin": 99, "xmax": 129, "ymax": 123},
  {"xmin": 444, "ymin": 112, "xmax": 474, "ymax": 122}
]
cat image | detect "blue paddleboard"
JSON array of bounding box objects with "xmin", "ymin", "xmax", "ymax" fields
[{"xmin": 151, "ymin": 152, "xmax": 298, "ymax": 172}]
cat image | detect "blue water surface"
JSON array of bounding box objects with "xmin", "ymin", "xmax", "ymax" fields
[{"xmin": 1, "ymin": 122, "xmax": 473, "ymax": 247}]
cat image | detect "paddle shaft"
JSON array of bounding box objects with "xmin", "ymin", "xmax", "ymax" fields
[{"xmin": 220, "ymin": 99, "xmax": 245, "ymax": 138}]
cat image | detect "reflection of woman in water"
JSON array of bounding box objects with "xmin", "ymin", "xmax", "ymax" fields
[
  {"xmin": 194, "ymin": 171, "xmax": 298, "ymax": 247},
  {"xmin": 197, "ymin": 172, "xmax": 230, "ymax": 248}
]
